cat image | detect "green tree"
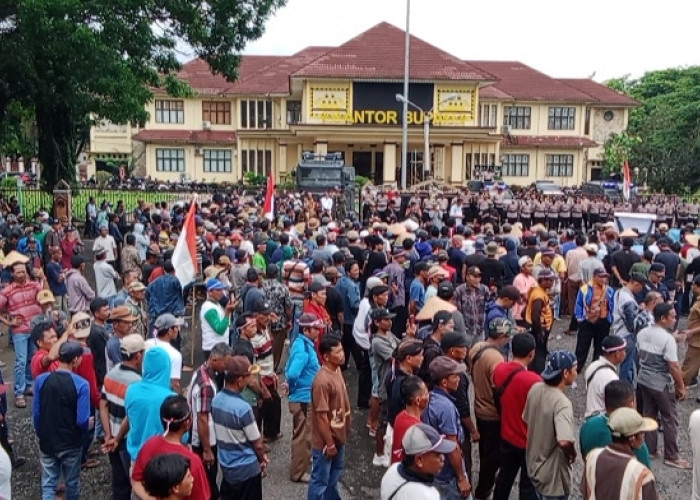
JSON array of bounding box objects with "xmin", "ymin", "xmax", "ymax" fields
[
  {"xmin": 605, "ymin": 67, "xmax": 700, "ymax": 192},
  {"xmin": 603, "ymin": 132, "xmax": 641, "ymax": 176},
  {"xmin": 0, "ymin": 0, "xmax": 285, "ymax": 191}
]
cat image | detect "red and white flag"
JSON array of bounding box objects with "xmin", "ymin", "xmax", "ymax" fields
[
  {"xmin": 622, "ymin": 161, "xmax": 631, "ymax": 201},
  {"xmin": 263, "ymin": 175, "xmax": 275, "ymax": 221},
  {"xmin": 172, "ymin": 199, "xmax": 198, "ymax": 287}
]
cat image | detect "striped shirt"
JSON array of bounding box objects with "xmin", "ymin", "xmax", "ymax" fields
[
  {"xmin": 212, "ymin": 389, "xmax": 261, "ymax": 483},
  {"xmin": 251, "ymin": 330, "xmax": 274, "ymax": 378},
  {"xmin": 187, "ymin": 364, "xmax": 217, "ymax": 448},
  {"xmin": 101, "ymin": 364, "xmax": 142, "ymax": 437},
  {"xmin": 282, "ymin": 259, "xmax": 310, "ymax": 302}
]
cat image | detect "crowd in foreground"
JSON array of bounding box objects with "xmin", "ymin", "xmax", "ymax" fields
[{"xmin": 1, "ymin": 187, "xmax": 700, "ymax": 500}]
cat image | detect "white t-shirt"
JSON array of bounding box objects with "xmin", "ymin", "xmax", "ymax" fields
[
  {"xmin": 145, "ymin": 338, "xmax": 182, "ymax": 381},
  {"xmin": 93, "ymin": 235, "xmax": 117, "ymax": 262},
  {"xmin": 584, "ymin": 358, "xmax": 619, "ymax": 417},
  {"xmin": 94, "ymin": 260, "xmax": 118, "ymax": 298},
  {"xmin": 380, "ymin": 463, "xmax": 440, "ymax": 500},
  {"xmin": 0, "ymin": 446, "xmax": 11, "ymax": 499}
]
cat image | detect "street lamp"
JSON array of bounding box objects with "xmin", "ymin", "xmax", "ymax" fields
[
  {"xmin": 395, "ymin": 93, "xmax": 458, "ymax": 181},
  {"xmin": 400, "ymin": 0, "xmax": 411, "ymax": 190}
]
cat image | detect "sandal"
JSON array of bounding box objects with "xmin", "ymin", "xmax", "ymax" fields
[
  {"xmin": 664, "ymin": 458, "xmax": 692, "ymax": 469},
  {"xmin": 14, "ymin": 396, "xmax": 26, "ymax": 409}
]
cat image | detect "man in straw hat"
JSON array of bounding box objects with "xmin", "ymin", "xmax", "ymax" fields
[{"xmin": 582, "ymin": 407, "xmax": 659, "ymax": 499}]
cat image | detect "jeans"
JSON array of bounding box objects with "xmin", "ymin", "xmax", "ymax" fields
[
  {"xmin": 433, "ymin": 477, "xmax": 474, "ymax": 500},
  {"xmin": 40, "ymin": 448, "xmax": 82, "ymax": 500},
  {"xmin": 13, "ymin": 333, "xmax": 35, "ymax": 397},
  {"xmin": 308, "ymin": 445, "xmax": 345, "ymax": 500},
  {"xmin": 619, "ymin": 335, "xmax": 637, "ymax": 386},
  {"xmin": 289, "ymin": 302, "xmax": 303, "ymax": 346}
]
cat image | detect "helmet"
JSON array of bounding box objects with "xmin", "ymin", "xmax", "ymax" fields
[{"xmin": 488, "ymin": 317, "xmax": 513, "ymax": 339}]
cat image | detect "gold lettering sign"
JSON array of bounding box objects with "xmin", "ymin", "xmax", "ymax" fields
[
  {"xmin": 310, "ymin": 85, "xmax": 351, "ymax": 123},
  {"xmin": 433, "ymin": 87, "xmax": 476, "ymax": 126}
]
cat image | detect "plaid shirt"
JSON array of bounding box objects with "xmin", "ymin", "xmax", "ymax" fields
[
  {"xmin": 454, "ymin": 283, "xmax": 493, "ymax": 340},
  {"xmin": 187, "ymin": 363, "xmax": 216, "ymax": 447}
]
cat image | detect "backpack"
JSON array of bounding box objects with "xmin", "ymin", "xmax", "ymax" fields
[{"xmin": 493, "ymin": 366, "xmax": 524, "ymax": 415}]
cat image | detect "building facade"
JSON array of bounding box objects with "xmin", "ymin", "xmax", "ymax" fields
[{"xmin": 88, "ymin": 22, "xmax": 637, "ymax": 187}]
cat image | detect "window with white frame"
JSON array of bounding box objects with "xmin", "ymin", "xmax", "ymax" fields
[
  {"xmin": 501, "ymin": 154, "xmax": 529, "ymax": 176},
  {"xmin": 479, "ymin": 104, "xmax": 498, "ymax": 127},
  {"xmin": 241, "ymin": 149, "xmax": 272, "ymax": 176},
  {"xmin": 203, "ymin": 149, "xmax": 232, "ymax": 173},
  {"xmin": 240, "ymin": 100, "xmax": 273, "ymax": 129},
  {"xmin": 503, "ymin": 106, "xmax": 531, "ymax": 129},
  {"xmin": 548, "ymin": 107, "xmax": 576, "ymax": 130},
  {"xmin": 155, "ymin": 100, "xmax": 184, "ymax": 124},
  {"xmin": 156, "ymin": 148, "xmax": 185, "ymax": 172},
  {"xmin": 546, "ymin": 154, "xmax": 574, "ymax": 176}
]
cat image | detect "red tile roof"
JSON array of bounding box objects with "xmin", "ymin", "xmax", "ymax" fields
[
  {"xmin": 132, "ymin": 130, "xmax": 236, "ymax": 144},
  {"xmin": 502, "ymin": 135, "xmax": 598, "ymax": 148},
  {"xmin": 558, "ymin": 78, "xmax": 639, "ymax": 106},
  {"xmin": 177, "ymin": 56, "xmax": 282, "ymax": 95},
  {"xmin": 468, "ymin": 61, "xmax": 592, "ymax": 103},
  {"xmin": 293, "ymin": 22, "xmax": 494, "ymax": 81}
]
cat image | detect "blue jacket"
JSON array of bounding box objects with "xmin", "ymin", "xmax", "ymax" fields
[
  {"xmin": 146, "ymin": 273, "xmax": 185, "ymax": 318},
  {"xmin": 124, "ymin": 347, "xmax": 174, "ymax": 460},
  {"xmin": 285, "ymin": 334, "xmax": 320, "ymax": 403},
  {"xmin": 336, "ymin": 276, "xmax": 360, "ymax": 326},
  {"xmin": 484, "ymin": 301, "xmax": 510, "ymax": 334},
  {"xmin": 575, "ymin": 282, "xmax": 615, "ymax": 323}
]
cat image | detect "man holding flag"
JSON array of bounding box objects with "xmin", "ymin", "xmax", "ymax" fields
[{"xmin": 264, "ymin": 175, "xmax": 275, "ymax": 222}]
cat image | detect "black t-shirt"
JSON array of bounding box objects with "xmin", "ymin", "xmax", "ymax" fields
[
  {"xmin": 348, "ymin": 245, "xmax": 366, "ymax": 270},
  {"xmin": 325, "ymin": 286, "xmax": 344, "ymax": 333},
  {"xmin": 479, "ymin": 257, "xmax": 505, "ymax": 290},
  {"xmin": 87, "ymin": 324, "xmax": 109, "ymax": 387},
  {"xmin": 654, "ymin": 250, "xmax": 681, "ymax": 291},
  {"xmin": 232, "ymin": 338, "xmax": 254, "ymax": 363},
  {"xmin": 465, "ymin": 252, "xmax": 486, "ymax": 270},
  {"xmin": 610, "ymin": 249, "xmax": 641, "ymax": 285}
]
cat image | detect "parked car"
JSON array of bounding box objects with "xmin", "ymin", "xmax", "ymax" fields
[{"xmin": 0, "ymin": 171, "xmax": 37, "ymax": 187}]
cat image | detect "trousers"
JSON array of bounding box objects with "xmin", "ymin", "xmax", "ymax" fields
[
  {"xmin": 575, "ymin": 319, "xmax": 610, "ymax": 373},
  {"xmin": 289, "ymin": 402, "xmax": 311, "ymax": 481},
  {"xmin": 640, "ymin": 384, "xmax": 679, "ymax": 460},
  {"xmin": 474, "ymin": 417, "xmax": 501, "ymax": 499},
  {"xmin": 493, "ymin": 440, "xmax": 537, "ymax": 500}
]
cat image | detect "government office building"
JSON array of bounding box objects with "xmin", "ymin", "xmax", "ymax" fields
[{"xmin": 87, "ymin": 22, "xmax": 637, "ymax": 187}]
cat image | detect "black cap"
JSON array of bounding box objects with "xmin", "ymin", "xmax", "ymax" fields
[
  {"xmin": 370, "ymin": 307, "xmax": 396, "ymax": 321},
  {"xmin": 432, "ymin": 310, "xmax": 453, "ymax": 329},
  {"xmin": 246, "ymin": 267, "xmax": 260, "ymax": 281},
  {"xmin": 649, "ymin": 262, "xmax": 665, "ymax": 273},
  {"xmin": 71, "ymin": 255, "xmax": 85, "ymax": 268},
  {"xmin": 250, "ymin": 299, "xmax": 271, "ymax": 314},
  {"xmin": 441, "ymin": 331, "xmax": 470, "ymax": 351},
  {"xmin": 369, "ymin": 284, "xmax": 389, "ymax": 296},
  {"xmin": 414, "ymin": 261, "xmax": 431, "ymax": 272},
  {"xmin": 437, "ymin": 280, "xmax": 454, "ymax": 300},
  {"xmin": 59, "ymin": 341, "xmax": 84, "ymax": 363}
]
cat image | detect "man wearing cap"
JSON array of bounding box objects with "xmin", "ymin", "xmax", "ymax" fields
[
  {"xmin": 386, "ymin": 339, "xmax": 425, "ymax": 433},
  {"xmin": 100, "ymin": 334, "xmax": 145, "ymax": 500},
  {"xmin": 145, "ymin": 313, "xmax": 184, "ymax": 393},
  {"xmin": 106, "ymin": 306, "xmax": 139, "ymax": 371},
  {"xmin": 200, "ymin": 278, "xmax": 236, "ymax": 358},
  {"xmin": 584, "ymin": 335, "xmax": 627, "ymax": 417},
  {"xmin": 34, "ymin": 341, "xmax": 91, "ymax": 499},
  {"xmin": 574, "ymin": 267, "xmax": 615, "ymax": 372},
  {"xmin": 417, "ymin": 310, "xmax": 454, "ymax": 384},
  {"xmin": 638, "ymin": 262, "xmax": 670, "ymax": 304},
  {"xmin": 525, "ymin": 269, "xmax": 555, "ymax": 373},
  {"xmin": 285, "ymin": 313, "xmax": 323, "ymax": 483},
  {"xmin": 637, "ymin": 303, "xmax": 691, "ymax": 469},
  {"xmin": 93, "ymin": 222, "xmax": 117, "ymax": 264},
  {"xmin": 211, "ymin": 354, "xmax": 268, "ymax": 498},
  {"xmin": 454, "ymin": 266, "xmax": 492, "ymax": 341},
  {"xmin": 250, "ymin": 298, "xmax": 282, "ymax": 442},
  {"xmin": 232, "ymin": 313, "xmax": 270, "ymax": 418},
  {"xmin": 523, "ymin": 350, "xmax": 578, "ymax": 499},
  {"xmin": 484, "ymin": 285, "xmax": 520, "ymax": 342},
  {"xmin": 422, "ymin": 356, "xmax": 472, "ymax": 498},
  {"xmin": 124, "ymin": 280, "xmax": 147, "ymax": 338},
  {"xmin": 492, "ymin": 333, "xmax": 540, "ymax": 500},
  {"xmin": 469, "ymin": 317, "xmax": 511, "ymax": 499},
  {"xmin": 583, "ymin": 407, "xmax": 659, "ymax": 499},
  {"xmin": 0, "ymin": 260, "xmax": 46, "ymax": 408},
  {"xmin": 381, "ymin": 422, "xmax": 456, "ymax": 500},
  {"xmin": 480, "ymin": 241, "xmax": 505, "ymax": 291},
  {"xmin": 425, "ymin": 266, "xmax": 448, "ymax": 302},
  {"xmin": 611, "ymin": 236, "xmax": 642, "ymax": 288},
  {"xmin": 580, "ymin": 242, "xmax": 605, "ymax": 283}
]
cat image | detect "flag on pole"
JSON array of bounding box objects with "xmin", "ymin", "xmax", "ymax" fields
[
  {"xmin": 263, "ymin": 175, "xmax": 275, "ymax": 221},
  {"xmin": 172, "ymin": 199, "xmax": 198, "ymax": 287},
  {"xmin": 622, "ymin": 161, "xmax": 631, "ymax": 201}
]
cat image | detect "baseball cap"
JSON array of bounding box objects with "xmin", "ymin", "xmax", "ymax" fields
[
  {"xmin": 607, "ymin": 407, "xmax": 658, "ymax": 437},
  {"xmin": 437, "ymin": 280, "xmax": 454, "ymax": 300},
  {"xmin": 154, "ymin": 313, "xmax": 185, "ymax": 330},
  {"xmin": 109, "ymin": 306, "xmax": 138, "ymax": 323},
  {"xmin": 402, "ymin": 423, "xmax": 457, "ymax": 456},
  {"xmin": 537, "ymin": 268, "xmax": 556, "ymax": 281},
  {"xmin": 369, "ymin": 284, "xmax": 389, "ymax": 296},
  {"xmin": 370, "ymin": 307, "xmax": 396, "ymax": 322},
  {"xmin": 432, "ymin": 310, "xmax": 453, "ymax": 329},
  {"xmin": 250, "ymin": 299, "xmax": 272, "ymax": 314},
  {"xmin": 37, "ymin": 289, "xmax": 55, "ymax": 305},
  {"xmin": 128, "ymin": 281, "xmax": 146, "ymax": 292},
  {"xmin": 541, "ymin": 248, "xmax": 556, "ymax": 257},
  {"xmin": 70, "ymin": 311, "xmax": 92, "ymax": 339},
  {"xmin": 649, "ymin": 263, "xmax": 665, "ymax": 273},
  {"xmin": 429, "ymin": 355, "xmax": 467, "ymax": 382},
  {"xmin": 602, "ymin": 335, "xmax": 627, "ymax": 353},
  {"xmin": 593, "ymin": 268, "xmax": 609, "ymax": 278},
  {"xmin": 206, "ymin": 278, "xmax": 228, "ymax": 292},
  {"xmin": 441, "ymin": 331, "xmax": 470, "ymax": 351},
  {"xmin": 120, "ymin": 334, "xmax": 146, "ymax": 356},
  {"xmin": 541, "ymin": 350, "xmax": 577, "ymax": 381},
  {"xmin": 59, "ymin": 341, "xmax": 84, "ymax": 363},
  {"xmin": 224, "ymin": 355, "xmax": 261, "ymax": 378}
]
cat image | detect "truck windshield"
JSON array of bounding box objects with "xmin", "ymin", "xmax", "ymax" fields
[{"xmin": 297, "ymin": 167, "xmax": 342, "ymax": 185}]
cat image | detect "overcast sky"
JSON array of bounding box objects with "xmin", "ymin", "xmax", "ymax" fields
[{"xmin": 240, "ymin": 0, "xmax": 698, "ymax": 82}]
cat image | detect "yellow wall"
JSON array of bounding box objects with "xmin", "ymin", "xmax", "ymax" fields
[
  {"xmin": 503, "ymin": 103, "xmax": 586, "ymax": 137},
  {"xmin": 90, "ymin": 120, "xmax": 134, "ymax": 155},
  {"xmin": 499, "ymin": 148, "xmax": 584, "ymax": 187}
]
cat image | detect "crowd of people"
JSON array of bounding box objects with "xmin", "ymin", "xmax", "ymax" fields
[{"xmin": 0, "ymin": 185, "xmax": 700, "ymax": 499}]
